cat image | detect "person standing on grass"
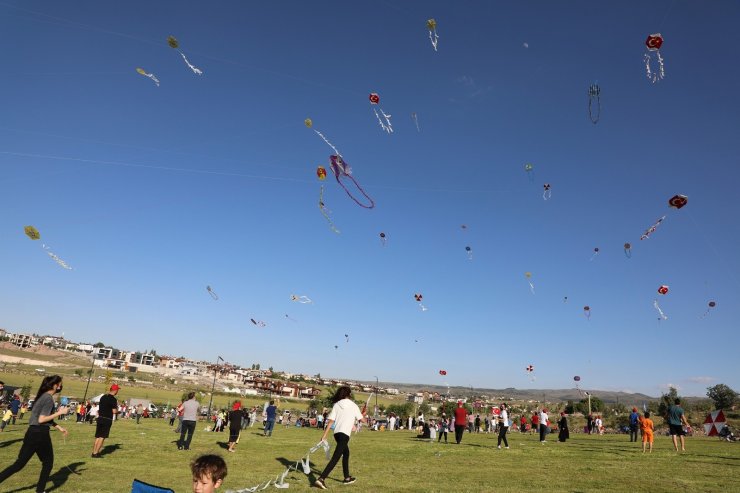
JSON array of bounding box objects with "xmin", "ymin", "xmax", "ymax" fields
[
  {"xmin": 178, "ymin": 392, "xmax": 200, "ymax": 450},
  {"xmin": 667, "ymin": 398, "xmax": 690, "ymax": 452},
  {"xmin": 586, "ymin": 413, "xmax": 593, "ymax": 434},
  {"xmin": 437, "ymin": 413, "xmax": 449, "ymax": 443},
  {"xmin": 454, "ymin": 400, "xmax": 468, "ymax": 444},
  {"xmin": 558, "ymin": 412, "xmax": 569, "ymax": 442},
  {"xmin": 539, "ymin": 408, "xmax": 549, "ymax": 443},
  {"xmin": 629, "ymin": 407, "xmax": 640, "ymax": 442},
  {"xmin": 639, "ymin": 411, "xmax": 654, "ymax": 453},
  {"xmin": 531, "ymin": 411, "xmax": 539, "ymax": 435},
  {"xmin": 264, "ymin": 400, "xmax": 277, "ymax": 437},
  {"xmin": 92, "ymin": 384, "xmax": 119, "ymax": 458},
  {"xmin": 9, "ymin": 394, "xmax": 21, "ymax": 425},
  {"xmin": 497, "ymin": 404, "xmax": 510, "ymax": 449},
  {"xmin": 170, "ymin": 406, "xmax": 178, "ymax": 426},
  {"xmin": 0, "ymin": 375, "xmax": 68, "ymax": 493},
  {"xmin": 227, "ymin": 402, "xmax": 243, "ymax": 453},
  {"xmin": 313, "ymin": 386, "xmax": 366, "ymax": 490},
  {"xmin": 136, "ymin": 403, "xmax": 144, "ymax": 424},
  {"xmin": 175, "ymin": 399, "xmax": 185, "ymax": 433}
]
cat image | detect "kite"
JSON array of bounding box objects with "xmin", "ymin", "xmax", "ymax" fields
[
  {"xmin": 657, "ymin": 285, "xmax": 669, "ymax": 295},
  {"xmin": 411, "ymin": 112, "xmax": 420, "ymax": 132},
  {"xmin": 414, "ymin": 293, "xmax": 428, "ymax": 311},
  {"xmin": 525, "ymin": 365, "xmax": 535, "ymax": 382},
  {"xmin": 583, "ymin": 305, "xmax": 591, "ymax": 320},
  {"xmin": 344, "ymin": 334, "xmax": 349, "ymax": 343},
  {"xmin": 305, "ymin": 118, "xmax": 342, "ymax": 156},
  {"xmin": 285, "ymin": 314, "xmax": 297, "ymax": 322},
  {"xmin": 24, "ymin": 226, "xmax": 40, "ymax": 240},
  {"xmin": 250, "ymin": 318, "xmax": 266, "ymax": 327},
  {"xmin": 290, "ymin": 294, "xmax": 312, "ymax": 304},
  {"xmin": 701, "ymin": 300, "xmax": 716, "ymax": 318},
  {"xmin": 669, "ymin": 194, "xmax": 688, "ymax": 209},
  {"xmin": 206, "ymin": 285, "xmax": 218, "ymax": 300},
  {"xmin": 167, "ymin": 35, "xmax": 203, "ymax": 75},
  {"xmin": 334, "ymin": 345, "xmax": 338, "ymax": 350},
  {"xmin": 573, "ymin": 375, "xmax": 581, "ymax": 382},
  {"xmin": 574, "ymin": 375, "xmax": 582, "ymax": 393},
  {"xmin": 330, "ymin": 155, "xmax": 375, "ymax": 209},
  {"xmin": 704, "ymin": 410, "xmax": 727, "ymax": 437},
  {"xmin": 439, "ymin": 370, "xmax": 447, "ymax": 376},
  {"xmin": 624, "ymin": 242, "xmax": 632, "ymax": 258},
  {"xmin": 653, "ymin": 300, "xmax": 667, "ymax": 320},
  {"xmin": 316, "ymin": 166, "xmax": 327, "ymax": 180},
  {"xmin": 523, "ymin": 42, "xmax": 529, "ymax": 48},
  {"xmin": 318, "ymin": 185, "xmax": 340, "ymax": 234},
  {"xmin": 644, "ymin": 33, "xmax": 665, "ymax": 83},
  {"xmin": 225, "ymin": 440, "xmax": 331, "ymax": 492},
  {"xmin": 543, "ymin": 183, "xmax": 552, "ymax": 200},
  {"xmin": 524, "ymin": 163, "xmax": 534, "ymax": 182},
  {"xmin": 465, "ymin": 246, "xmax": 473, "ymax": 260},
  {"xmin": 24, "ymin": 226, "xmax": 72, "ymax": 269},
  {"xmin": 525, "ymin": 272, "xmax": 535, "ymax": 294},
  {"xmin": 588, "ymin": 83, "xmax": 601, "ymax": 124},
  {"xmin": 136, "ymin": 67, "xmax": 160, "ymax": 87},
  {"xmin": 563, "ymin": 296, "xmax": 568, "ymax": 303},
  {"xmin": 379, "ymin": 232, "xmax": 387, "ymax": 246},
  {"xmin": 590, "ymin": 247, "xmax": 600, "ymax": 261},
  {"xmin": 368, "ymin": 92, "xmax": 393, "ymax": 134},
  {"xmin": 640, "ymin": 215, "xmax": 666, "ymax": 240},
  {"xmin": 427, "ymin": 18, "xmax": 439, "ymax": 52}
]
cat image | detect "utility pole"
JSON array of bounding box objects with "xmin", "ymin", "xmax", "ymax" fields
[
  {"xmin": 81, "ymin": 352, "xmax": 97, "ymax": 404},
  {"xmin": 373, "ymin": 376, "xmax": 379, "ymax": 419}
]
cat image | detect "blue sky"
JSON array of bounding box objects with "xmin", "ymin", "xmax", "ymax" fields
[{"xmin": 1, "ymin": 1, "xmax": 738, "ymax": 397}]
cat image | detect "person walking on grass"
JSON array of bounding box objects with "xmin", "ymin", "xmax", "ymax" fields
[
  {"xmin": 264, "ymin": 400, "xmax": 277, "ymax": 437},
  {"xmin": 92, "ymin": 384, "xmax": 119, "ymax": 458},
  {"xmin": 454, "ymin": 400, "xmax": 468, "ymax": 444},
  {"xmin": 313, "ymin": 386, "xmax": 366, "ymax": 490},
  {"xmin": 629, "ymin": 407, "xmax": 640, "ymax": 442},
  {"xmin": 667, "ymin": 398, "xmax": 690, "ymax": 452},
  {"xmin": 437, "ymin": 413, "xmax": 449, "ymax": 444},
  {"xmin": 497, "ymin": 403, "xmax": 510, "ymax": 449},
  {"xmin": 639, "ymin": 411, "xmax": 654, "ymax": 453},
  {"xmin": 0, "ymin": 375, "xmax": 68, "ymax": 493},
  {"xmin": 226, "ymin": 402, "xmax": 243, "ymax": 453},
  {"xmin": 178, "ymin": 392, "xmax": 199, "ymax": 450}
]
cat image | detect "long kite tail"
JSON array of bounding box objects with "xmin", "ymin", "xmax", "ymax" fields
[{"xmin": 336, "ymin": 173, "xmax": 375, "ymax": 209}]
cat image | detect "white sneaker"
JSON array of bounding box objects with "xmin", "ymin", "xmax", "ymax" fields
[
  {"xmin": 497, "ymin": 445, "xmax": 501, "ymax": 449},
  {"xmin": 506, "ymin": 446, "xmax": 510, "ymax": 449}
]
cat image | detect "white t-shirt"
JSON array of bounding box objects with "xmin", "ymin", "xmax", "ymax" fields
[
  {"xmin": 500, "ymin": 410, "xmax": 509, "ymax": 427},
  {"xmin": 327, "ymin": 398, "xmax": 363, "ymax": 437},
  {"xmin": 539, "ymin": 411, "xmax": 548, "ymax": 426}
]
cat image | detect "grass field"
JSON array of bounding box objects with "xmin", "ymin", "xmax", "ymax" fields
[{"xmin": 0, "ymin": 416, "xmax": 738, "ymax": 492}]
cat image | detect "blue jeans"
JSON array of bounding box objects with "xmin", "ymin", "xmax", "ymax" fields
[{"xmin": 264, "ymin": 419, "xmax": 275, "ymax": 436}]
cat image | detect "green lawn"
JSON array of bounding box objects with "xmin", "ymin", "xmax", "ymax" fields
[{"xmin": 0, "ymin": 417, "xmax": 738, "ymax": 492}]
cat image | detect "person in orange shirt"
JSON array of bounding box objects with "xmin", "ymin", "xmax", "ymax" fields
[{"xmin": 639, "ymin": 411, "xmax": 654, "ymax": 453}]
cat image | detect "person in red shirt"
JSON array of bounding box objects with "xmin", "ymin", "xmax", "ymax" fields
[
  {"xmin": 531, "ymin": 412, "xmax": 539, "ymax": 435},
  {"xmin": 453, "ymin": 401, "xmax": 468, "ymax": 444},
  {"xmin": 520, "ymin": 415, "xmax": 527, "ymax": 433}
]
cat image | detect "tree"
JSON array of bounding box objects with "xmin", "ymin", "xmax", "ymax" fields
[
  {"xmin": 104, "ymin": 370, "xmax": 113, "ymax": 386},
  {"xmin": 20, "ymin": 380, "xmax": 33, "ymax": 401},
  {"xmin": 658, "ymin": 387, "xmax": 680, "ymax": 420},
  {"xmin": 707, "ymin": 384, "xmax": 738, "ymax": 410},
  {"xmin": 418, "ymin": 402, "xmax": 431, "ymax": 416}
]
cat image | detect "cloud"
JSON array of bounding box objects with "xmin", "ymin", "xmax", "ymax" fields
[{"xmin": 687, "ymin": 376, "xmax": 714, "ymax": 384}]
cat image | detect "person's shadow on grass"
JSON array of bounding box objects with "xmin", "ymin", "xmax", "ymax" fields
[
  {"xmin": 98, "ymin": 443, "xmax": 121, "ymax": 457},
  {"xmin": 216, "ymin": 441, "xmax": 230, "ymax": 450},
  {"xmin": 0, "ymin": 438, "xmax": 23, "ymax": 448},
  {"xmin": 3, "ymin": 461, "xmax": 86, "ymax": 493}
]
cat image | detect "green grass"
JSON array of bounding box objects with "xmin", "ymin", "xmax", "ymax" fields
[{"xmin": 0, "ymin": 418, "xmax": 738, "ymax": 492}]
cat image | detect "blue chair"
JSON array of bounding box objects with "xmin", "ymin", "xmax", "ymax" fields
[{"xmin": 131, "ymin": 479, "xmax": 175, "ymax": 493}]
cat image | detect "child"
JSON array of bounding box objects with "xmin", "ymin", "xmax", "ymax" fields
[
  {"xmin": 639, "ymin": 411, "xmax": 654, "ymax": 453},
  {"xmin": 191, "ymin": 454, "xmax": 227, "ymax": 493},
  {"xmin": 0, "ymin": 408, "xmax": 12, "ymax": 431}
]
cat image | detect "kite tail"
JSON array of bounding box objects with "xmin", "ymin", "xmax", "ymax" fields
[
  {"xmin": 429, "ymin": 29, "xmax": 439, "ymax": 51},
  {"xmin": 372, "ymin": 107, "xmax": 393, "ymax": 134},
  {"xmin": 179, "ymin": 51, "xmax": 203, "ymax": 75},
  {"xmin": 336, "ymin": 174, "xmax": 375, "ymax": 209},
  {"xmin": 318, "ymin": 185, "xmax": 341, "ymax": 233},
  {"xmin": 314, "ymin": 130, "xmax": 342, "ymax": 157},
  {"xmin": 588, "ymin": 95, "xmax": 600, "ymax": 124}
]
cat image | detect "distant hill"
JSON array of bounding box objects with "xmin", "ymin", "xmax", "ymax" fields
[{"xmin": 368, "ymin": 381, "xmax": 656, "ymax": 403}]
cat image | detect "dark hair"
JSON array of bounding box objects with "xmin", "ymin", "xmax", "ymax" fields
[
  {"xmin": 645, "ymin": 411, "xmax": 651, "ymax": 418},
  {"xmin": 35, "ymin": 375, "xmax": 62, "ymax": 402},
  {"xmin": 331, "ymin": 386, "xmax": 352, "ymax": 404},
  {"xmin": 674, "ymin": 398, "xmax": 681, "ymax": 405},
  {"xmin": 187, "ymin": 392, "xmax": 195, "ymax": 400},
  {"xmin": 191, "ymin": 454, "xmax": 227, "ymax": 482},
  {"xmin": 269, "ymin": 400, "xmax": 274, "ymax": 405},
  {"xmin": 500, "ymin": 403, "xmax": 507, "ymax": 410}
]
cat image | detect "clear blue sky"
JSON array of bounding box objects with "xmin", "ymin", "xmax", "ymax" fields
[{"xmin": 1, "ymin": 1, "xmax": 738, "ymax": 397}]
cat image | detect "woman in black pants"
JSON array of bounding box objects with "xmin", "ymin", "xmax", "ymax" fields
[
  {"xmin": 0, "ymin": 375, "xmax": 69, "ymax": 493},
  {"xmin": 314, "ymin": 386, "xmax": 367, "ymax": 489},
  {"xmin": 497, "ymin": 403, "xmax": 510, "ymax": 449}
]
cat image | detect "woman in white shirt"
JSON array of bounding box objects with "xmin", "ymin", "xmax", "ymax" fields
[
  {"xmin": 539, "ymin": 408, "xmax": 549, "ymax": 443},
  {"xmin": 497, "ymin": 404, "xmax": 510, "ymax": 449},
  {"xmin": 314, "ymin": 386, "xmax": 366, "ymax": 490}
]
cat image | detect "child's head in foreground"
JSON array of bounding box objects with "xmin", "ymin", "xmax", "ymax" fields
[{"xmin": 191, "ymin": 454, "xmax": 227, "ymax": 493}]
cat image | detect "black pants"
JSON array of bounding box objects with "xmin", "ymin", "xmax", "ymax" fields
[
  {"xmin": 179, "ymin": 420, "xmax": 196, "ymax": 449},
  {"xmin": 454, "ymin": 424, "xmax": 465, "ymax": 444},
  {"xmin": 629, "ymin": 425, "xmax": 638, "ymax": 442},
  {"xmin": 320, "ymin": 432, "xmax": 350, "ymax": 480},
  {"xmin": 498, "ymin": 425, "xmax": 509, "ymax": 447},
  {"xmin": 438, "ymin": 430, "xmax": 448, "ymax": 442},
  {"xmin": 0, "ymin": 426, "xmax": 54, "ymax": 493},
  {"xmin": 539, "ymin": 423, "xmax": 547, "ymax": 441}
]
